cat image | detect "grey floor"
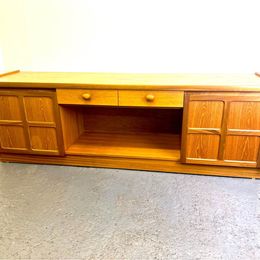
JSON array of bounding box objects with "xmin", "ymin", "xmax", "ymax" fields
[{"xmin": 0, "ymin": 163, "xmax": 259, "ymax": 259}]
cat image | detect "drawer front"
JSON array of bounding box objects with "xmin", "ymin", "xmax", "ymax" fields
[
  {"xmin": 119, "ymin": 90, "xmax": 184, "ymax": 107},
  {"xmin": 57, "ymin": 89, "xmax": 118, "ymax": 106}
]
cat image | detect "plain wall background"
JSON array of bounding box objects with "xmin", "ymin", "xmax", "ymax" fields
[{"xmin": 0, "ymin": 0, "xmax": 260, "ymax": 73}]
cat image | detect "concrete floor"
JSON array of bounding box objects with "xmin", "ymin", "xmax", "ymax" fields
[{"xmin": 0, "ymin": 163, "xmax": 259, "ymax": 259}]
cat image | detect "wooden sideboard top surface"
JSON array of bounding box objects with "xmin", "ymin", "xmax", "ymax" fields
[{"xmin": 1, "ymin": 70, "xmax": 260, "ymax": 91}]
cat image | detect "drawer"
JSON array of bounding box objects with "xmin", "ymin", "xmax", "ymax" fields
[
  {"xmin": 119, "ymin": 90, "xmax": 184, "ymax": 107},
  {"xmin": 57, "ymin": 89, "xmax": 118, "ymax": 106}
]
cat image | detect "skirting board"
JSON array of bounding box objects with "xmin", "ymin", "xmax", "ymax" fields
[{"xmin": 0, "ymin": 154, "xmax": 260, "ymax": 179}]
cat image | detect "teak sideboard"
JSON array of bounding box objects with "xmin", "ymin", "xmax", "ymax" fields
[{"xmin": 1, "ymin": 70, "xmax": 260, "ymax": 178}]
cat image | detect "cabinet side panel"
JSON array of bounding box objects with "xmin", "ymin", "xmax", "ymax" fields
[{"xmin": 59, "ymin": 106, "xmax": 82, "ymax": 149}]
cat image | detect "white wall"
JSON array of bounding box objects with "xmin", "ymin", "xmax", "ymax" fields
[{"xmin": 0, "ymin": 0, "xmax": 260, "ymax": 73}]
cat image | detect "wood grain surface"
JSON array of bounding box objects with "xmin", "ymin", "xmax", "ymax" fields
[
  {"xmin": 0, "ymin": 153, "xmax": 259, "ymax": 179},
  {"xmin": 182, "ymin": 92, "xmax": 260, "ymax": 168},
  {"xmin": 1, "ymin": 71, "xmax": 260, "ymax": 91},
  {"xmin": 1, "ymin": 71, "xmax": 260, "ymax": 177},
  {"xmin": 59, "ymin": 105, "xmax": 182, "ymax": 161},
  {"xmin": 66, "ymin": 132, "xmax": 181, "ymax": 161},
  {"xmin": 118, "ymin": 90, "xmax": 184, "ymax": 107},
  {"xmin": 57, "ymin": 89, "xmax": 118, "ymax": 106},
  {"xmin": 0, "ymin": 90, "xmax": 64, "ymax": 155}
]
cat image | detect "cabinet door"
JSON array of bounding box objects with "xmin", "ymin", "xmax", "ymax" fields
[
  {"xmin": 0, "ymin": 90, "xmax": 64, "ymax": 155},
  {"xmin": 0, "ymin": 94, "xmax": 29, "ymax": 153},
  {"xmin": 182, "ymin": 92, "xmax": 260, "ymax": 168},
  {"xmin": 224, "ymin": 100, "xmax": 260, "ymax": 166}
]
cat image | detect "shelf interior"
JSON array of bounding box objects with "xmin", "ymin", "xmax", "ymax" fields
[
  {"xmin": 66, "ymin": 131, "xmax": 181, "ymax": 160},
  {"xmin": 60, "ymin": 106, "xmax": 182, "ymax": 161}
]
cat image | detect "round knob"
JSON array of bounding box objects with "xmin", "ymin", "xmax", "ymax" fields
[
  {"xmin": 82, "ymin": 93, "xmax": 91, "ymax": 100},
  {"xmin": 146, "ymin": 94, "xmax": 155, "ymax": 102}
]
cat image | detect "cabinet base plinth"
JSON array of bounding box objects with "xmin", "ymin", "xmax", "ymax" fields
[{"xmin": 0, "ymin": 154, "xmax": 259, "ymax": 179}]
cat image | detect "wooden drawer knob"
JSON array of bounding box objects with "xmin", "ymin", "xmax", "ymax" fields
[
  {"xmin": 146, "ymin": 94, "xmax": 155, "ymax": 102},
  {"xmin": 82, "ymin": 93, "xmax": 91, "ymax": 100}
]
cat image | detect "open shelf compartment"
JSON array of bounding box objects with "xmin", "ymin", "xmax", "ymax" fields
[{"xmin": 60, "ymin": 106, "xmax": 182, "ymax": 161}]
